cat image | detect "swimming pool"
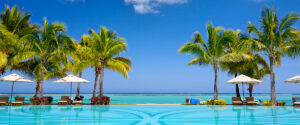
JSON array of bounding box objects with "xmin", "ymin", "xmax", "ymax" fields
[{"xmin": 0, "ymin": 105, "xmax": 300, "ymax": 124}]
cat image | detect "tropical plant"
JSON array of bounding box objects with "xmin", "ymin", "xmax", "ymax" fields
[
  {"xmin": 69, "ymin": 35, "xmax": 93, "ymax": 97},
  {"xmin": 179, "ymin": 22, "xmax": 229, "ymax": 100},
  {"xmin": 88, "ymin": 27, "xmax": 132, "ymax": 97},
  {"xmin": 0, "ymin": 5, "xmax": 38, "ymax": 36},
  {"xmin": 0, "ymin": 5, "xmax": 38, "ymax": 75},
  {"xmin": 220, "ymin": 30, "xmax": 269, "ymax": 97},
  {"xmin": 247, "ymin": 6, "xmax": 300, "ymax": 104},
  {"xmin": 220, "ymin": 30, "xmax": 246, "ymax": 97},
  {"xmin": 13, "ymin": 18, "xmax": 75, "ymax": 97}
]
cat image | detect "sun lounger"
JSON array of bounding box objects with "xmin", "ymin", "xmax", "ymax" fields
[
  {"xmin": 72, "ymin": 101, "xmax": 83, "ymax": 105},
  {"xmin": 0, "ymin": 97, "xmax": 9, "ymax": 106},
  {"xmin": 12, "ymin": 97, "xmax": 25, "ymax": 105},
  {"xmin": 58, "ymin": 96, "xmax": 69, "ymax": 105},
  {"xmin": 293, "ymin": 97, "xmax": 300, "ymax": 106},
  {"xmin": 232, "ymin": 97, "xmax": 243, "ymax": 105},
  {"xmin": 245, "ymin": 97, "xmax": 257, "ymax": 105}
]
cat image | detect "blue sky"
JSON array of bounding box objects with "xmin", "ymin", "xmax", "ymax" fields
[{"xmin": 0, "ymin": 0, "xmax": 300, "ymax": 94}]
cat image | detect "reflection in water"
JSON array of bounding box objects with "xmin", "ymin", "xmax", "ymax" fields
[
  {"xmin": 246, "ymin": 106, "xmax": 257, "ymax": 124},
  {"xmin": 90, "ymin": 105, "xmax": 110, "ymax": 124},
  {"xmin": 28, "ymin": 106, "xmax": 53, "ymax": 124},
  {"xmin": 207, "ymin": 105, "xmax": 227, "ymax": 125},
  {"xmin": 232, "ymin": 106, "xmax": 243, "ymax": 125},
  {"xmin": 270, "ymin": 107, "xmax": 279, "ymax": 125}
]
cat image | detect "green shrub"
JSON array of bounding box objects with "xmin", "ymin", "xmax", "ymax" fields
[
  {"xmin": 215, "ymin": 99, "xmax": 226, "ymax": 105},
  {"xmin": 262, "ymin": 100, "xmax": 274, "ymax": 106},
  {"xmin": 206, "ymin": 99, "xmax": 226, "ymax": 105},
  {"xmin": 277, "ymin": 101, "xmax": 286, "ymax": 106},
  {"xmin": 207, "ymin": 99, "xmax": 214, "ymax": 105}
]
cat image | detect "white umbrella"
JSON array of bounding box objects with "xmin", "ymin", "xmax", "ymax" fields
[
  {"xmin": 226, "ymin": 74, "xmax": 262, "ymax": 99},
  {"xmin": 284, "ymin": 75, "xmax": 300, "ymax": 83},
  {"xmin": 54, "ymin": 74, "xmax": 89, "ymax": 97},
  {"xmin": 0, "ymin": 73, "xmax": 33, "ymax": 103}
]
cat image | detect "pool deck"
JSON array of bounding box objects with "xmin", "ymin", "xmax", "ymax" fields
[{"xmin": 0, "ymin": 103, "xmax": 296, "ymax": 106}]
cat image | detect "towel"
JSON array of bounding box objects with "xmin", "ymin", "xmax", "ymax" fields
[{"xmin": 190, "ymin": 98, "xmax": 200, "ymax": 104}]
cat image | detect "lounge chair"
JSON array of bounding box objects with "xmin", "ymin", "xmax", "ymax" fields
[
  {"xmin": 0, "ymin": 97, "xmax": 9, "ymax": 106},
  {"xmin": 232, "ymin": 97, "xmax": 243, "ymax": 105},
  {"xmin": 245, "ymin": 97, "xmax": 257, "ymax": 105},
  {"xmin": 293, "ymin": 97, "xmax": 300, "ymax": 106},
  {"xmin": 58, "ymin": 96, "xmax": 69, "ymax": 105},
  {"xmin": 12, "ymin": 97, "xmax": 25, "ymax": 105}
]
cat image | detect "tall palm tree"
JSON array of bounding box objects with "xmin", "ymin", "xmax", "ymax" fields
[
  {"xmin": 0, "ymin": 5, "xmax": 38, "ymax": 75},
  {"xmin": 15, "ymin": 18, "xmax": 75, "ymax": 97},
  {"xmin": 69, "ymin": 35, "xmax": 93, "ymax": 97},
  {"xmin": 179, "ymin": 23, "xmax": 229, "ymax": 100},
  {"xmin": 221, "ymin": 31, "xmax": 270, "ymax": 97},
  {"xmin": 220, "ymin": 30, "xmax": 250, "ymax": 97},
  {"xmin": 0, "ymin": 5, "xmax": 38, "ymax": 36},
  {"xmin": 88, "ymin": 27, "xmax": 132, "ymax": 97},
  {"xmin": 247, "ymin": 7, "xmax": 300, "ymax": 104},
  {"xmin": 0, "ymin": 25, "xmax": 17, "ymax": 70}
]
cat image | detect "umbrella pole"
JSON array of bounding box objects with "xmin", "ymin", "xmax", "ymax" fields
[
  {"xmin": 242, "ymin": 83, "xmax": 244, "ymax": 100},
  {"xmin": 10, "ymin": 81, "xmax": 15, "ymax": 104},
  {"xmin": 70, "ymin": 82, "xmax": 72, "ymax": 99}
]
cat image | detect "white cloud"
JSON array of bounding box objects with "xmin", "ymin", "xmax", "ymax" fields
[{"xmin": 125, "ymin": 0, "xmax": 188, "ymax": 14}]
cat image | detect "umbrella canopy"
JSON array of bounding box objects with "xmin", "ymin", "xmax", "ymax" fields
[
  {"xmin": 0, "ymin": 73, "xmax": 32, "ymax": 82},
  {"xmin": 55, "ymin": 74, "xmax": 89, "ymax": 98},
  {"xmin": 0, "ymin": 73, "xmax": 32, "ymax": 104},
  {"xmin": 226, "ymin": 74, "xmax": 262, "ymax": 84},
  {"xmin": 284, "ymin": 75, "xmax": 300, "ymax": 83},
  {"xmin": 55, "ymin": 74, "xmax": 89, "ymax": 83},
  {"xmin": 226, "ymin": 74, "xmax": 262, "ymax": 99}
]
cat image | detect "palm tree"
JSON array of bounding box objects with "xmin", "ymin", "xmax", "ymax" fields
[
  {"xmin": 0, "ymin": 25, "xmax": 17, "ymax": 71},
  {"xmin": 15, "ymin": 18, "xmax": 75, "ymax": 97},
  {"xmin": 179, "ymin": 23, "xmax": 229, "ymax": 100},
  {"xmin": 69, "ymin": 35, "xmax": 93, "ymax": 97},
  {"xmin": 247, "ymin": 7, "xmax": 300, "ymax": 104},
  {"xmin": 88, "ymin": 27, "xmax": 132, "ymax": 97},
  {"xmin": 0, "ymin": 5, "xmax": 38, "ymax": 75},
  {"xmin": 221, "ymin": 31, "xmax": 270, "ymax": 97},
  {"xmin": 0, "ymin": 5, "xmax": 38, "ymax": 36},
  {"xmin": 220, "ymin": 30, "xmax": 249, "ymax": 97}
]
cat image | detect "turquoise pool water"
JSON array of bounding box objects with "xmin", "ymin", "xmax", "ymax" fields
[
  {"xmin": 0, "ymin": 105, "xmax": 300, "ymax": 124},
  {"xmin": 1, "ymin": 93, "xmax": 299, "ymax": 105}
]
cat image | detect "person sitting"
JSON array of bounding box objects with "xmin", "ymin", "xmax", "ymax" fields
[{"xmin": 74, "ymin": 96, "xmax": 81, "ymax": 101}]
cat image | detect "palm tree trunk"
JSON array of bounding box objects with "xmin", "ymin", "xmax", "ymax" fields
[
  {"xmin": 213, "ymin": 63, "xmax": 218, "ymax": 100},
  {"xmin": 98, "ymin": 60, "xmax": 104, "ymax": 97},
  {"xmin": 248, "ymin": 84, "xmax": 253, "ymax": 97},
  {"xmin": 39, "ymin": 64, "xmax": 44, "ymax": 97},
  {"xmin": 270, "ymin": 57, "xmax": 277, "ymax": 104},
  {"xmin": 76, "ymin": 72, "xmax": 82, "ymax": 97},
  {"xmin": 34, "ymin": 80, "xmax": 40, "ymax": 97},
  {"xmin": 235, "ymin": 73, "xmax": 240, "ymax": 97},
  {"xmin": 92, "ymin": 67, "xmax": 98, "ymax": 97}
]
